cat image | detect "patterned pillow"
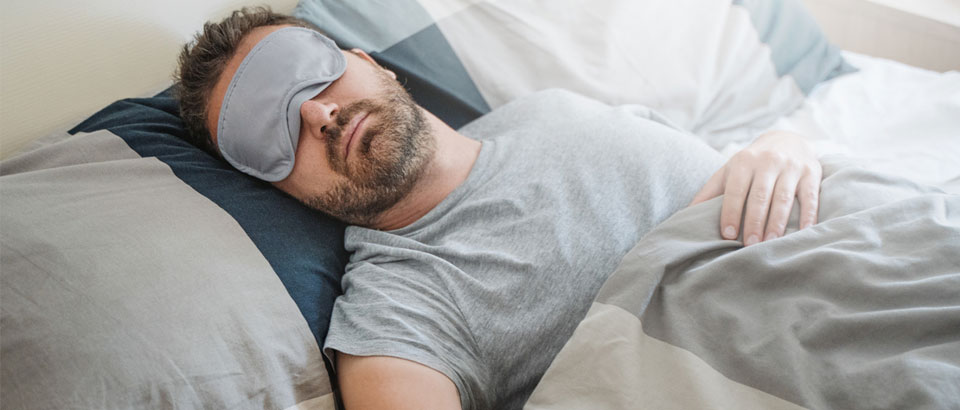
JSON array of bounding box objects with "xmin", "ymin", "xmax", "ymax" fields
[
  {"xmin": 0, "ymin": 88, "xmax": 345, "ymax": 410},
  {"xmin": 294, "ymin": 0, "xmax": 855, "ymax": 148}
]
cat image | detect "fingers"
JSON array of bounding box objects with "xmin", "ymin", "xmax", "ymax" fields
[
  {"xmin": 714, "ymin": 132, "xmax": 822, "ymax": 246},
  {"xmin": 763, "ymin": 171, "xmax": 801, "ymax": 241},
  {"xmin": 797, "ymin": 168, "xmax": 822, "ymax": 229},
  {"xmin": 719, "ymin": 165, "xmax": 753, "ymax": 240},
  {"xmin": 740, "ymin": 169, "xmax": 779, "ymax": 246},
  {"xmin": 689, "ymin": 168, "xmax": 725, "ymax": 206}
]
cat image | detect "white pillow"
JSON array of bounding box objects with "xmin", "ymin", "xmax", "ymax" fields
[{"xmin": 295, "ymin": 0, "xmax": 855, "ymax": 147}]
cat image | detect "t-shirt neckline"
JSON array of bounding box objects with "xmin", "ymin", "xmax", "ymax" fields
[{"xmin": 384, "ymin": 139, "xmax": 495, "ymax": 237}]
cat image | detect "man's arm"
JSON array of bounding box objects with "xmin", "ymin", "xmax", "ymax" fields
[{"xmin": 336, "ymin": 352, "xmax": 462, "ymax": 410}]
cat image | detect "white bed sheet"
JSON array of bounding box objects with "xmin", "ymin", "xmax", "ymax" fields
[{"xmin": 720, "ymin": 51, "xmax": 960, "ymax": 191}]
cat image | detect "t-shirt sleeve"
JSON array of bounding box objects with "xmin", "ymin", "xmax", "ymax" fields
[{"xmin": 324, "ymin": 260, "xmax": 489, "ymax": 410}]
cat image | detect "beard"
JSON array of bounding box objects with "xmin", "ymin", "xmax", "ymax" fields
[{"xmin": 302, "ymin": 72, "xmax": 436, "ymax": 227}]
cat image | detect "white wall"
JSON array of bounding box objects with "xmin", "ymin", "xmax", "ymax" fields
[
  {"xmin": 802, "ymin": 0, "xmax": 960, "ymax": 72},
  {"xmin": 0, "ymin": 0, "xmax": 298, "ymax": 159}
]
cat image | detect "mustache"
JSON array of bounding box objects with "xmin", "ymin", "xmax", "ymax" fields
[
  {"xmin": 323, "ymin": 99, "xmax": 380, "ymax": 143},
  {"xmin": 323, "ymin": 99, "xmax": 383, "ymax": 174}
]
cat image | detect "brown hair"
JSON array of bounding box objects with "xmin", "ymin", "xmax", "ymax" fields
[{"xmin": 173, "ymin": 7, "xmax": 320, "ymax": 155}]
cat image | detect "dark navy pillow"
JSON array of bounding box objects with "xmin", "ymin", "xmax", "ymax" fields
[
  {"xmin": 69, "ymin": 88, "xmax": 349, "ymax": 353},
  {"xmin": 293, "ymin": 0, "xmax": 491, "ymax": 130}
]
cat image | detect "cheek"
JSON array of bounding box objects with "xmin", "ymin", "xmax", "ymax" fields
[
  {"xmin": 284, "ymin": 151, "xmax": 349, "ymax": 198},
  {"xmin": 294, "ymin": 130, "xmax": 337, "ymax": 169},
  {"xmin": 278, "ymin": 167, "xmax": 335, "ymax": 203}
]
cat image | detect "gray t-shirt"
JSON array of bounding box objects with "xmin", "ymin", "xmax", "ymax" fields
[{"xmin": 324, "ymin": 89, "xmax": 725, "ymax": 409}]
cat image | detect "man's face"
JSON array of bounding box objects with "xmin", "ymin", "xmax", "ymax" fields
[{"xmin": 206, "ymin": 25, "xmax": 436, "ymax": 226}]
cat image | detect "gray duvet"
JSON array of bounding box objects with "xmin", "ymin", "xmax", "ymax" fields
[{"xmin": 525, "ymin": 159, "xmax": 960, "ymax": 410}]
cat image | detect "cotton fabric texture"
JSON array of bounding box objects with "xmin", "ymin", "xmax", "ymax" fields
[
  {"xmin": 0, "ymin": 89, "xmax": 347, "ymax": 409},
  {"xmin": 294, "ymin": 0, "xmax": 856, "ymax": 149},
  {"xmin": 527, "ymin": 159, "xmax": 960, "ymax": 410},
  {"xmin": 323, "ymin": 90, "xmax": 726, "ymax": 409}
]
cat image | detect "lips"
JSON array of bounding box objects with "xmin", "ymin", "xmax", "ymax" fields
[{"xmin": 343, "ymin": 112, "xmax": 369, "ymax": 160}]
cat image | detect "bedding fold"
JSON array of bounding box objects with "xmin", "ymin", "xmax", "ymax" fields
[{"xmin": 526, "ymin": 158, "xmax": 960, "ymax": 410}]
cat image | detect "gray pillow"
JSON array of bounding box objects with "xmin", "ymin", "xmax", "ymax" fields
[{"xmin": 0, "ymin": 91, "xmax": 343, "ymax": 410}]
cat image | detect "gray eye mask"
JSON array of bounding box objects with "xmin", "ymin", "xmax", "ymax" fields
[{"xmin": 217, "ymin": 27, "xmax": 346, "ymax": 181}]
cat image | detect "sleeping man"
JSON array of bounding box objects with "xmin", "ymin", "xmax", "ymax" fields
[{"xmin": 175, "ymin": 8, "xmax": 823, "ymax": 410}]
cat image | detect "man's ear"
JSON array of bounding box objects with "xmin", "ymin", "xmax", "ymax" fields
[{"xmin": 350, "ymin": 48, "xmax": 397, "ymax": 80}]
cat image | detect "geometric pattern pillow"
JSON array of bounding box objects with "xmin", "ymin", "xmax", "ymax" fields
[{"xmin": 295, "ymin": 0, "xmax": 856, "ymax": 149}]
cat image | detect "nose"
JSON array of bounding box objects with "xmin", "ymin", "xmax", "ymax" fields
[{"xmin": 300, "ymin": 99, "xmax": 339, "ymax": 135}]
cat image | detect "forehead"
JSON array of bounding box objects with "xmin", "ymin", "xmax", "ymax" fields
[{"xmin": 205, "ymin": 24, "xmax": 292, "ymax": 145}]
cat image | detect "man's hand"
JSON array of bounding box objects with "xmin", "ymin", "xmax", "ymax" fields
[{"xmin": 689, "ymin": 130, "xmax": 822, "ymax": 246}]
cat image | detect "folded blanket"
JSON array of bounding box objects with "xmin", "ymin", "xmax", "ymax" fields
[{"xmin": 526, "ymin": 158, "xmax": 960, "ymax": 410}]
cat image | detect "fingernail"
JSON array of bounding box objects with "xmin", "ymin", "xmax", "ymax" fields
[
  {"xmin": 765, "ymin": 232, "xmax": 779, "ymax": 241},
  {"xmin": 745, "ymin": 235, "xmax": 759, "ymax": 246},
  {"xmin": 723, "ymin": 226, "xmax": 737, "ymax": 239}
]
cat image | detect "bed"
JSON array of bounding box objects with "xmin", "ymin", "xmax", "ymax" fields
[{"xmin": 1, "ymin": 0, "xmax": 958, "ymax": 409}]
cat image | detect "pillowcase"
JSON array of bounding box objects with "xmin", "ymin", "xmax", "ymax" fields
[
  {"xmin": 0, "ymin": 88, "xmax": 345, "ymax": 410},
  {"xmin": 734, "ymin": 0, "xmax": 856, "ymax": 93},
  {"xmin": 294, "ymin": 0, "xmax": 856, "ymax": 149}
]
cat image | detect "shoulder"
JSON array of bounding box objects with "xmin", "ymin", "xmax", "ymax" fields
[
  {"xmin": 458, "ymin": 89, "xmax": 612, "ymax": 138},
  {"xmin": 514, "ymin": 88, "xmax": 610, "ymax": 110}
]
